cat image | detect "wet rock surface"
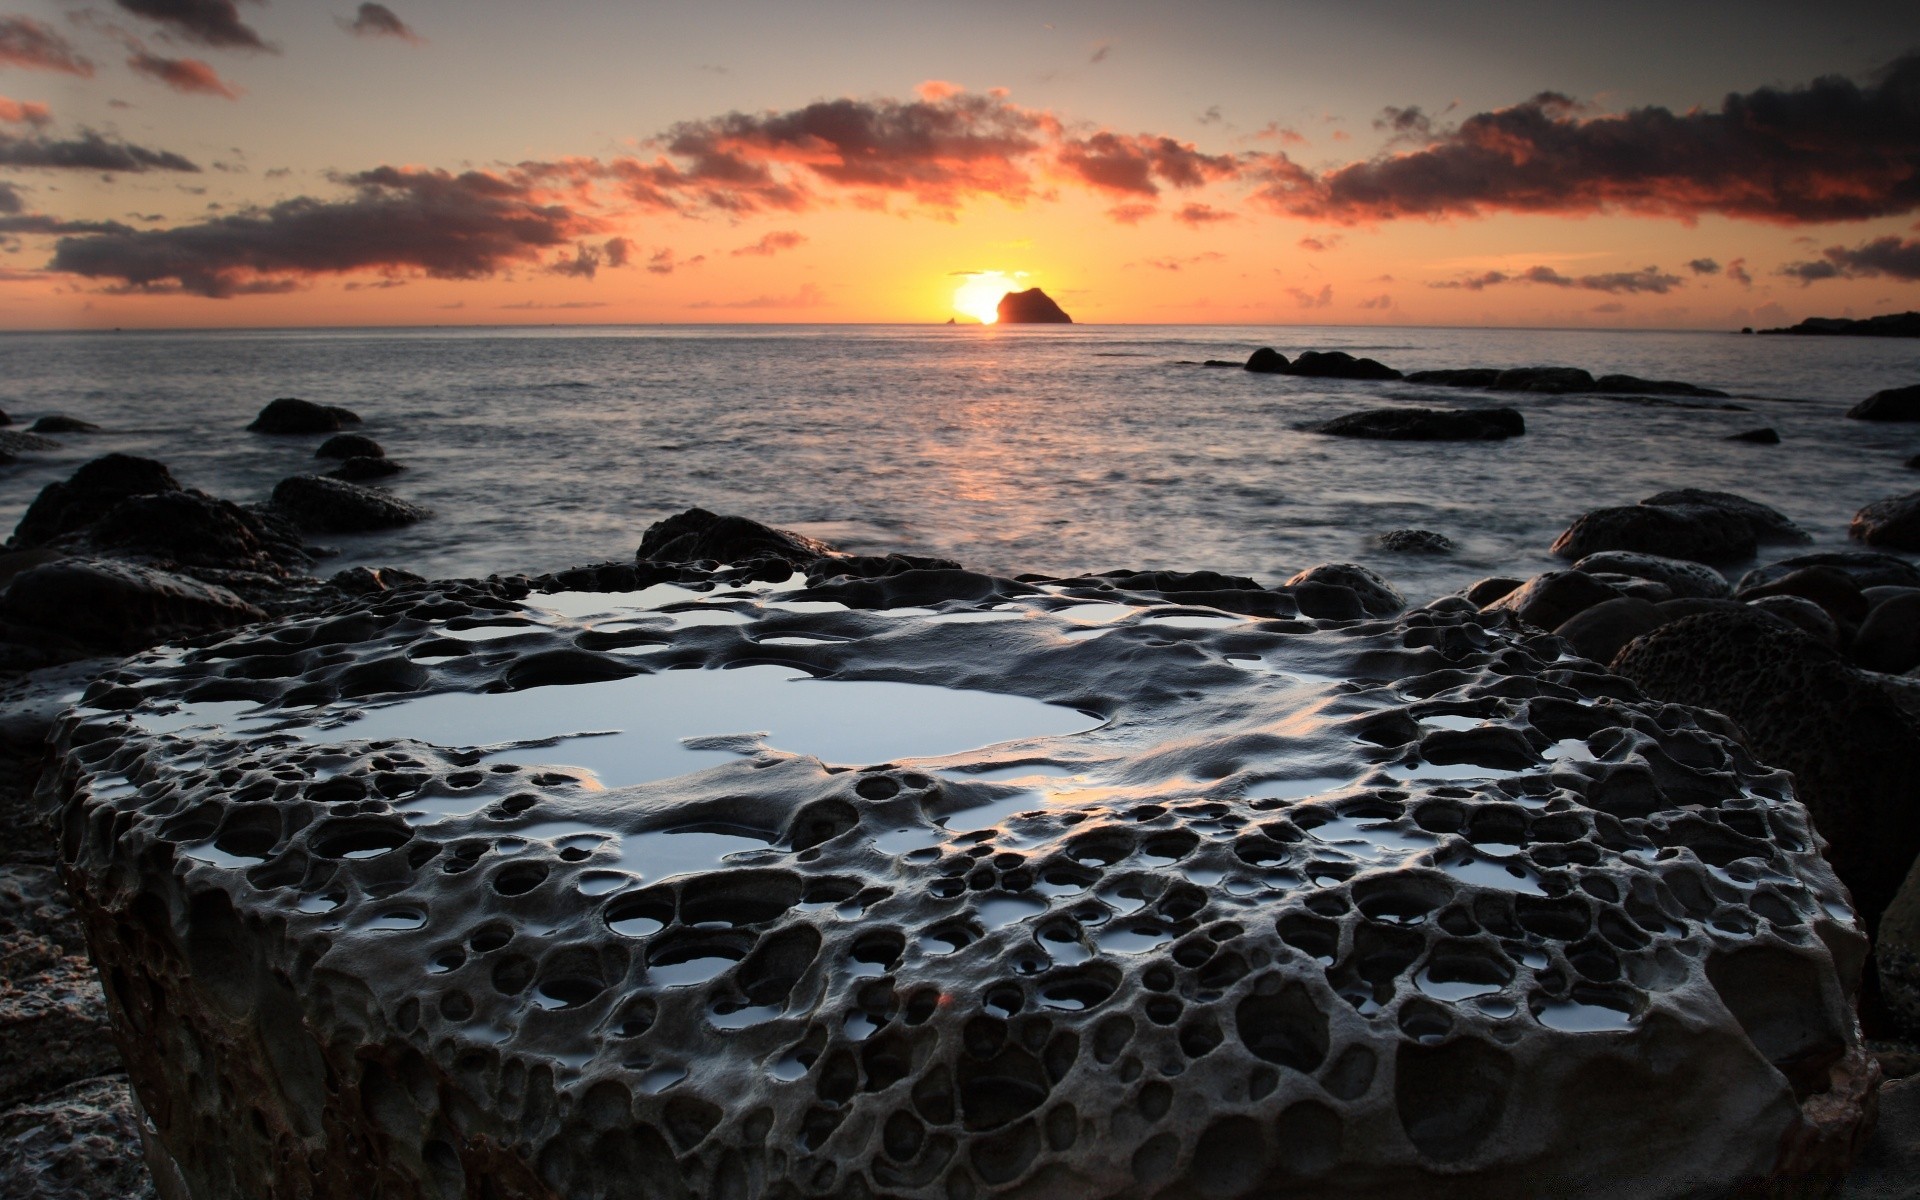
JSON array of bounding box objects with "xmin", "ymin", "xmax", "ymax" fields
[
  {"xmin": 246, "ymin": 398, "xmax": 361, "ymax": 435},
  {"xmin": 269, "ymin": 475, "xmax": 430, "ymax": 534},
  {"xmin": 1851, "ymin": 492, "xmax": 1920, "ymax": 551},
  {"xmin": 44, "ymin": 561, "xmax": 1878, "ymax": 1198},
  {"xmin": 1848, "ymin": 384, "xmax": 1920, "ymax": 421}
]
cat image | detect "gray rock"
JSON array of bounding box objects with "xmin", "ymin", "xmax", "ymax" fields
[
  {"xmin": 1462, "ymin": 576, "xmax": 1521, "ymax": 606},
  {"xmin": 1402, "ymin": 368, "xmax": 1500, "ymax": 388},
  {"xmin": 1737, "ymin": 566, "xmax": 1870, "ymax": 625},
  {"xmin": 1640, "ymin": 488, "xmax": 1810, "ymax": 545},
  {"xmin": 1310, "ymin": 407, "xmax": 1524, "ymax": 441},
  {"xmin": 1738, "ymin": 553, "xmax": 1920, "ymax": 593},
  {"xmin": 1550, "ymin": 505, "xmax": 1755, "ymax": 564},
  {"xmin": 1482, "ymin": 570, "xmax": 1622, "ymax": 631},
  {"xmin": 1851, "ymin": 492, "xmax": 1920, "ymax": 550},
  {"xmin": 246, "ymin": 397, "xmax": 361, "ymax": 434},
  {"xmin": 0, "ymin": 557, "xmax": 265, "ymax": 651},
  {"xmin": 0, "ymin": 1076, "xmax": 155, "ymax": 1200},
  {"xmin": 1613, "ymin": 609, "xmax": 1920, "ymax": 934},
  {"xmin": 1846, "ymin": 384, "xmax": 1920, "ymax": 422},
  {"xmin": 1571, "ymin": 551, "xmax": 1731, "ymax": 598},
  {"xmin": 269, "ymin": 475, "xmax": 428, "ymax": 534},
  {"xmin": 1377, "ymin": 529, "xmax": 1452, "ymax": 555},
  {"xmin": 327, "ymin": 456, "xmax": 405, "ymax": 481},
  {"xmin": 1283, "ymin": 562, "xmax": 1404, "ymax": 617},
  {"xmin": 314, "ymin": 433, "xmax": 384, "ymax": 460},
  {"xmin": 1592, "ymin": 374, "xmax": 1730, "ymax": 398},
  {"xmin": 1746, "ymin": 594, "xmax": 1841, "ymax": 648},
  {"xmin": 1492, "ymin": 366, "xmax": 1595, "ymax": 393},
  {"xmin": 26, "ymin": 415, "xmax": 99, "ymax": 435},
  {"xmin": 1551, "ymin": 597, "xmax": 1666, "ymax": 664}
]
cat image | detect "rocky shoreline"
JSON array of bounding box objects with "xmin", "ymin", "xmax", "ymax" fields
[{"xmin": 4, "ymin": 369, "xmax": 1920, "ymax": 1197}]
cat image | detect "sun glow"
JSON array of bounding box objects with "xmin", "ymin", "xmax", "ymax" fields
[{"xmin": 952, "ymin": 271, "xmax": 1020, "ymax": 324}]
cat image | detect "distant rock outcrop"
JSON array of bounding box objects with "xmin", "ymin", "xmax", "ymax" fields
[
  {"xmin": 996, "ymin": 288, "xmax": 1073, "ymax": 323},
  {"xmin": 1757, "ymin": 311, "xmax": 1920, "ymax": 338}
]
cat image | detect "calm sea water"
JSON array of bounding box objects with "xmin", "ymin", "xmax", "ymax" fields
[{"xmin": 2, "ymin": 324, "xmax": 1917, "ymax": 600}]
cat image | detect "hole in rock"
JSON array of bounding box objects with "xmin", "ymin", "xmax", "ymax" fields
[{"xmin": 311, "ymin": 819, "xmax": 410, "ymax": 860}]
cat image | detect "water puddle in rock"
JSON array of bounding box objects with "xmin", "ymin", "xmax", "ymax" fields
[
  {"xmin": 1143, "ymin": 613, "xmax": 1243, "ymax": 629},
  {"xmin": 1534, "ymin": 997, "xmax": 1634, "ymax": 1032},
  {"xmin": 1301, "ymin": 812, "xmax": 1437, "ymax": 862},
  {"xmin": 242, "ymin": 664, "xmax": 1099, "ymax": 788},
  {"xmin": 924, "ymin": 611, "xmax": 1025, "ymax": 625},
  {"xmin": 1053, "ymin": 603, "xmax": 1137, "ymax": 624},
  {"xmin": 522, "ymin": 820, "xmax": 774, "ymax": 884},
  {"xmin": 1441, "ymin": 855, "xmax": 1547, "ymax": 896}
]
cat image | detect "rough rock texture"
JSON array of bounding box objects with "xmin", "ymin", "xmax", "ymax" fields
[
  {"xmin": 1846, "ymin": 385, "xmax": 1920, "ymax": 421},
  {"xmin": 1880, "ymin": 858, "xmax": 1920, "ymax": 1040},
  {"xmin": 315, "ymin": 434, "xmax": 385, "ymax": 461},
  {"xmin": 1746, "ymin": 595, "xmax": 1841, "ymax": 648},
  {"xmin": 1838, "ymin": 1073, "xmax": 1920, "ymax": 1199},
  {"xmin": 1550, "ymin": 505, "xmax": 1756, "ymax": 564},
  {"xmin": 1640, "ymin": 489, "xmax": 1810, "ymax": 546},
  {"xmin": 0, "ymin": 1075, "xmax": 157, "ymax": 1200},
  {"xmin": 1310, "ymin": 407, "xmax": 1524, "ymax": 442},
  {"xmin": 1282, "ymin": 562, "xmax": 1403, "ymax": 618},
  {"xmin": 8, "ymin": 456, "xmax": 181, "ymax": 550},
  {"xmin": 246, "ymin": 398, "xmax": 361, "ymax": 435},
  {"xmin": 1850, "ymin": 492, "xmax": 1920, "ymax": 550},
  {"xmin": 1612, "ymin": 610, "xmax": 1920, "ymax": 934},
  {"xmin": 1570, "ymin": 553, "xmax": 1731, "ymax": 599},
  {"xmin": 1738, "ymin": 553, "xmax": 1920, "ymax": 594},
  {"xmin": 0, "ymin": 558, "xmax": 265, "ymax": 653},
  {"xmin": 637, "ymin": 508, "xmax": 835, "ymax": 568},
  {"xmin": 45, "ymin": 564, "xmax": 1878, "ymax": 1199},
  {"xmin": 995, "ymin": 289, "xmax": 1072, "ymax": 324},
  {"xmin": 269, "ymin": 475, "xmax": 429, "ymax": 534},
  {"xmin": 1377, "ymin": 530, "xmax": 1452, "ymax": 555},
  {"xmin": 330, "ymin": 456, "xmax": 406, "ymax": 482},
  {"xmin": 1482, "ymin": 571, "xmax": 1621, "ymax": 632}
]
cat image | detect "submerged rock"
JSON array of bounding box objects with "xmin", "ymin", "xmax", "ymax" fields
[
  {"xmin": 269, "ymin": 475, "xmax": 428, "ymax": 533},
  {"xmin": 1492, "ymin": 366, "xmax": 1595, "ymax": 393},
  {"xmin": 1728, "ymin": 427, "xmax": 1780, "ymax": 444},
  {"xmin": 1402, "ymin": 368, "xmax": 1501, "ymax": 388},
  {"xmin": 327, "ymin": 456, "xmax": 404, "ymax": 481},
  {"xmin": 1849, "ymin": 385, "xmax": 1920, "ymax": 421},
  {"xmin": 314, "ymin": 433, "xmax": 384, "ymax": 460},
  {"xmin": 1285, "ymin": 350, "xmax": 1401, "ymax": 380},
  {"xmin": 1851, "ymin": 492, "xmax": 1920, "ymax": 550},
  {"xmin": 1592, "ymin": 374, "xmax": 1730, "ymax": 399},
  {"xmin": 27, "ymin": 415, "xmax": 100, "ymax": 434},
  {"xmin": 246, "ymin": 398, "xmax": 361, "ymax": 434},
  {"xmin": 48, "ymin": 565, "xmax": 1878, "ymax": 1197},
  {"xmin": 1377, "ymin": 529, "xmax": 1452, "ymax": 555},
  {"xmin": 996, "ymin": 288, "xmax": 1072, "ymax": 324},
  {"xmin": 1310, "ymin": 407, "xmax": 1524, "ymax": 441}
]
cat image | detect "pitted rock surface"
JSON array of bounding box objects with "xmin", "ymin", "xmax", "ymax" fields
[{"xmin": 47, "ymin": 568, "xmax": 1875, "ymax": 1199}]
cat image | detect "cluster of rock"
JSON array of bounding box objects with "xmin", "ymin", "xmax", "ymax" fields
[
  {"xmin": 41, "ymin": 509, "xmax": 1885, "ymax": 1196},
  {"xmin": 1241, "ymin": 348, "xmax": 1732, "ymax": 401},
  {"xmin": 0, "ymin": 406, "xmax": 100, "ymax": 469},
  {"xmin": 0, "ymin": 400, "xmax": 430, "ymax": 672}
]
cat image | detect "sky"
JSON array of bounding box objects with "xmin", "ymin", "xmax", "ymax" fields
[{"xmin": 0, "ymin": 0, "xmax": 1916, "ymax": 329}]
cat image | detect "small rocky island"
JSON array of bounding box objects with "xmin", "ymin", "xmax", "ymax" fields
[
  {"xmin": 1755, "ymin": 312, "xmax": 1920, "ymax": 338},
  {"xmin": 996, "ymin": 288, "xmax": 1073, "ymax": 324}
]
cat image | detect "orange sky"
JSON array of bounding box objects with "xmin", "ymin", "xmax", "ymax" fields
[{"xmin": 1, "ymin": 1, "xmax": 1916, "ymax": 329}]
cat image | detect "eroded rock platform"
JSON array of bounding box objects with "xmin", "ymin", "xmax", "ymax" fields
[{"xmin": 45, "ymin": 563, "xmax": 1878, "ymax": 1198}]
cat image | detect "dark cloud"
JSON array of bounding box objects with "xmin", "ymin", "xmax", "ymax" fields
[
  {"xmin": 500, "ymin": 300, "xmax": 606, "ymax": 311},
  {"xmin": 0, "ymin": 17, "xmax": 94, "ymax": 75},
  {"xmin": 603, "ymin": 236, "xmax": 630, "ymax": 268},
  {"xmin": 1104, "ymin": 202, "xmax": 1156, "ymax": 225},
  {"xmin": 0, "ymin": 129, "xmax": 200, "ymax": 172},
  {"xmin": 1727, "ymin": 258, "xmax": 1753, "ymax": 287},
  {"xmin": 0, "ymin": 182, "xmax": 19, "ymax": 213},
  {"xmin": 343, "ymin": 4, "xmax": 422, "ymax": 43},
  {"xmin": 1172, "ymin": 202, "xmax": 1235, "ymax": 227},
  {"xmin": 1056, "ymin": 131, "xmax": 1237, "ymax": 196},
  {"xmin": 50, "ymin": 166, "xmax": 596, "ymax": 297},
  {"xmin": 0, "ymin": 96, "xmax": 52, "ymax": 126},
  {"xmin": 547, "ymin": 242, "xmax": 602, "ymax": 279},
  {"xmin": 1687, "ymin": 257, "xmax": 1720, "ymax": 275},
  {"xmin": 1358, "ymin": 293, "xmax": 1392, "ymax": 310},
  {"xmin": 126, "ymin": 51, "xmax": 240, "ymax": 98},
  {"xmin": 1781, "ymin": 235, "xmax": 1920, "ymax": 283},
  {"xmin": 0, "ymin": 213, "xmax": 137, "ymax": 235},
  {"xmin": 1255, "ymin": 53, "xmax": 1920, "ymax": 225},
  {"xmin": 1297, "ymin": 234, "xmax": 1340, "ymax": 252},
  {"xmin": 113, "ymin": 0, "xmax": 273, "ymax": 52},
  {"xmin": 1432, "ymin": 265, "xmax": 1684, "ymax": 294},
  {"xmin": 1373, "ymin": 105, "xmax": 1434, "ymax": 142},
  {"xmin": 731, "ymin": 230, "xmax": 806, "ymax": 256},
  {"xmin": 1284, "ymin": 284, "xmax": 1332, "ymax": 308},
  {"xmin": 645, "ymin": 247, "xmax": 703, "ymax": 274}
]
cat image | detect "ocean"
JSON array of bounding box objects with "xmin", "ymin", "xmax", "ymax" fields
[{"xmin": 3, "ymin": 323, "xmax": 1916, "ymax": 599}]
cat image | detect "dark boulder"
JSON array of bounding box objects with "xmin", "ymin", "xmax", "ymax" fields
[
  {"xmin": 1846, "ymin": 384, "xmax": 1920, "ymax": 421},
  {"xmin": 27, "ymin": 415, "xmax": 100, "ymax": 434},
  {"xmin": 638, "ymin": 508, "xmax": 835, "ymax": 567},
  {"xmin": 328, "ymin": 565, "xmax": 427, "ymax": 595},
  {"xmin": 0, "ymin": 407, "xmax": 9, "ymax": 426},
  {"xmin": 1855, "ymin": 592, "xmax": 1920, "ymax": 674},
  {"xmin": 1640, "ymin": 488, "xmax": 1809, "ymax": 545},
  {"xmin": 329, "ymin": 456, "xmax": 405, "ymax": 481},
  {"xmin": 1736, "ymin": 566, "xmax": 1869, "ymax": 625},
  {"xmin": 1738, "ymin": 552, "xmax": 1920, "ymax": 593},
  {"xmin": 1908, "ymin": 454, "xmax": 1920, "ymax": 470},
  {"xmin": 1378, "ymin": 529, "xmax": 1452, "ymax": 554},
  {"xmin": 0, "ymin": 557, "xmax": 264, "ymax": 652},
  {"xmin": 1285, "ymin": 350, "xmax": 1401, "ymax": 381},
  {"xmin": 9, "ymin": 454, "xmax": 179, "ymax": 549},
  {"xmin": 1492, "ymin": 366, "xmax": 1595, "ymax": 393},
  {"xmin": 1463, "ymin": 576, "xmax": 1521, "ymax": 606},
  {"xmin": 1284, "ymin": 563, "xmax": 1403, "ymax": 618},
  {"xmin": 247, "ymin": 398, "xmax": 361, "ymax": 434},
  {"xmin": 1745, "ymin": 594, "xmax": 1840, "ymax": 648},
  {"xmin": 1402, "ymin": 368, "xmax": 1501, "ymax": 388},
  {"xmin": 1592, "ymin": 375, "xmax": 1730, "ymax": 399},
  {"xmin": 315, "ymin": 433, "xmax": 384, "ymax": 460},
  {"xmin": 995, "ymin": 288, "xmax": 1072, "ymax": 324},
  {"xmin": 1245, "ymin": 347, "xmax": 1289, "ymax": 374},
  {"xmin": 1310, "ymin": 406, "xmax": 1524, "ymax": 441},
  {"xmin": 269, "ymin": 476, "xmax": 428, "ymax": 534},
  {"xmin": 1583, "ymin": 573, "xmax": 1672, "ymax": 603},
  {"xmin": 1553, "ymin": 597, "xmax": 1667, "ymax": 665},
  {"xmin": 1482, "ymin": 570, "xmax": 1621, "ymax": 631},
  {"xmin": 1727, "ymin": 427, "xmax": 1780, "ymax": 444},
  {"xmin": 1550, "ymin": 505, "xmax": 1755, "ymax": 564},
  {"xmin": 90, "ymin": 490, "xmax": 308, "ymax": 575},
  {"xmin": 0, "ymin": 429, "xmax": 58, "ymax": 460},
  {"xmin": 1851, "ymin": 492, "xmax": 1920, "ymax": 550},
  {"xmin": 1570, "ymin": 552, "xmax": 1730, "ymax": 599},
  {"xmin": 1612, "ymin": 610, "xmax": 1920, "ymax": 934}
]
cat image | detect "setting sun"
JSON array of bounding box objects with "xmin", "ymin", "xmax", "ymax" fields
[{"xmin": 952, "ymin": 271, "xmax": 1022, "ymax": 324}]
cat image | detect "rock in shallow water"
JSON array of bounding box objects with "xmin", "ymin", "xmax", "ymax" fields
[
  {"xmin": 47, "ymin": 566, "xmax": 1876, "ymax": 1198},
  {"xmin": 246, "ymin": 398, "xmax": 361, "ymax": 435},
  {"xmin": 1850, "ymin": 492, "xmax": 1920, "ymax": 550},
  {"xmin": 269, "ymin": 475, "xmax": 429, "ymax": 533},
  {"xmin": 1310, "ymin": 407, "xmax": 1524, "ymax": 441}
]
